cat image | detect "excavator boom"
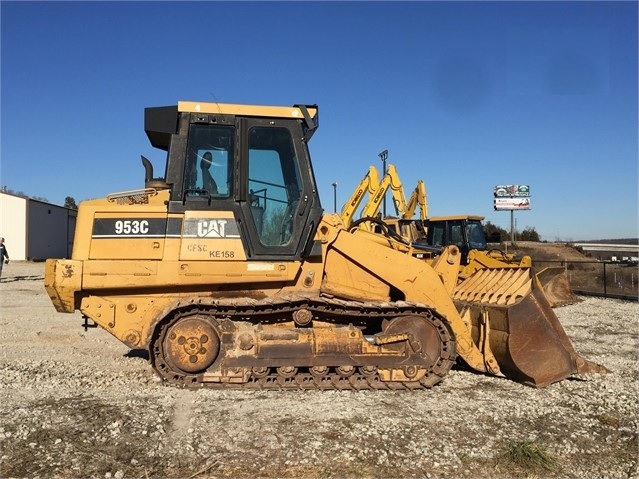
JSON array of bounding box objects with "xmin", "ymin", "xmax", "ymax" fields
[
  {"xmin": 340, "ymin": 166, "xmax": 380, "ymax": 227},
  {"xmin": 402, "ymin": 179, "xmax": 428, "ymax": 221},
  {"xmin": 360, "ymin": 164, "xmax": 406, "ymax": 220}
]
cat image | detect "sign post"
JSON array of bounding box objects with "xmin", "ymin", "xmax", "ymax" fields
[{"xmin": 493, "ymin": 185, "xmax": 530, "ymax": 244}]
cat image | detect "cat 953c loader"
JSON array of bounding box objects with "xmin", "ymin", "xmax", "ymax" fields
[{"xmin": 45, "ymin": 101, "xmax": 606, "ymax": 390}]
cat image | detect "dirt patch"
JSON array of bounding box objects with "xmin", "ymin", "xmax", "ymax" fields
[
  {"xmin": 0, "ymin": 262, "xmax": 637, "ymax": 478},
  {"xmin": 509, "ymin": 241, "xmax": 593, "ymax": 263}
]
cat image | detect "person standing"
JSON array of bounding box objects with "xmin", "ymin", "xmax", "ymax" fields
[{"xmin": 0, "ymin": 237, "xmax": 9, "ymax": 281}]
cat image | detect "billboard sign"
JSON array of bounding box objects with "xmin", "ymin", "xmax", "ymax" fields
[
  {"xmin": 493, "ymin": 185, "xmax": 530, "ymax": 197},
  {"xmin": 494, "ymin": 197, "xmax": 531, "ymax": 210}
]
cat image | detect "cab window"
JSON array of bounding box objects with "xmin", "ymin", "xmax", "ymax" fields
[
  {"xmin": 247, "ymin": 126, "xmax": 301, "ymax": 246},
  {"xmin": 466, "ymin": 221, "xmax": 487, "ymax": 250},
  {"xmin": 430, "ymin": 223, "xmax": 445, "ymax": 246},
  {"xmin": 450, "ymin": 224, "xmax": 463, "ymax": 247},
  {"xmin": 184, "ymin": 124, "xmax": 233, "ymax": 198}
]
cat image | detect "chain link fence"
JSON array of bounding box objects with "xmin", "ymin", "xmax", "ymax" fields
[{"xmin": 533, "ymin": 260, "xmax": 639, "ymax": 301}]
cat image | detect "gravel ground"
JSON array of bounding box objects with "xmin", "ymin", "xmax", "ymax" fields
[{"xmin": 0, "ymin": 262, "xmax": 637, "ymax": 479}]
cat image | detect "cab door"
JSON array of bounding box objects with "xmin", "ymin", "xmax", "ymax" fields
[{"xmin": 237, "ymin": 117, "xmax": 322, "ymax": 260}]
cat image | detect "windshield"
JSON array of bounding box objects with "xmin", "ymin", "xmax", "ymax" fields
[{"xmin": 466, "ymin": 220, "xmax": 487, "ymax": 250}]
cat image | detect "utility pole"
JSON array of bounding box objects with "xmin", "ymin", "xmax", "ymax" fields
[
  {"xmin": 378, "ymin": 149, "xmax": 388, "ymax": 217},
  {"xmin": 332, "ymin": 182, "xmax": 338, "ymax": 213}
]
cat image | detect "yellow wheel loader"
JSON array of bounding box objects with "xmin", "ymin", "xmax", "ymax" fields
[
  {"xmin": 422, "ymin": 215, "xmax": 580, "ymax": 307},
  {"xmin": 45, "ymin": 101, "xmax": 605, "ymax": 389}
]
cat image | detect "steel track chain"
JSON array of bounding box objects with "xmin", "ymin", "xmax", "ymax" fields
[{"xmin": 150, "ymin": 294, "xmax": 456, "ymax": 391}]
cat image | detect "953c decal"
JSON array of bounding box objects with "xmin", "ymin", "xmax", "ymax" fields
[{"xmin": 92, "ymin": 218, "xmax": 168, "ymax": 238}]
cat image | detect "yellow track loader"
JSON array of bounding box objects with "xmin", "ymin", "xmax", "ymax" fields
[{"xmin": 45, "ymin": 101, "xmax": 605, "ymax": 389}]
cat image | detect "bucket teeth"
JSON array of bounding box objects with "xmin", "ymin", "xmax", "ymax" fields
[
  {"xmin": 454, "ymin": 269, "xmax": 609, "ymax": 387},
  {"xmin": 453, "ymin": 268, "xmax": 532, "ymax": 305}
]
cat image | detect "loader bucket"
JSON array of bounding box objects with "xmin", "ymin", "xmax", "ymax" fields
[
  {"xmin": 456, "ymin": 273, "xmax": 608, "ymax": 387},
  {"xmin": 536, "ymin": 266, "xmax": 580, "ymax": 307}
]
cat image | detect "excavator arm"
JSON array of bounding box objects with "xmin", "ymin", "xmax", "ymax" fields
[
  {"xmin": 349, "ymin": 163, "xmax": 427, "ymax": 226},
  {"xmin": 337, "ymin": 164, "xmax": 600, "ymax": 386},
  {"xmin": 340, "ymin": 166, "xmax": 380, "ymax": 228},
  {"xmin": 360, "ymin": 164, "xmax": 406, "ymax": 222},
  {"xmin": 402, "ymin": 179, "xmax": 428, "ymax": 221}
]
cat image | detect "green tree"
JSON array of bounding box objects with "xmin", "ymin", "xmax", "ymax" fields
[
  {"xmin": 518, "ymin": 226, "xmax": 540, "ymax": 242},
  {"xmin": 484, "ymin": 221, "xmax": 508, "ymax": 242},
  {"xmin": 64, "ymin": 196, "xmax": 78, "ymax": 210}
]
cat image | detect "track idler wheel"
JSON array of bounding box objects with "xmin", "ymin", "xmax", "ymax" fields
[
  {"xmin": 163, "ymin": 316, "xmax": 220, "ymax": 374},
  {"xmin": 336, "ymin": 365, "xmax": 355, "ymax": 377},
  {"xmin": 376, "ymin": 314, "xmax": 455, "ymax": 383},
  {"xmin": 359, "ymin": 365, "xmax": 377, "ymax": 377},
  {"xmin": 382, "ymin": 315, "xmax": 447, "ymax": 367}
]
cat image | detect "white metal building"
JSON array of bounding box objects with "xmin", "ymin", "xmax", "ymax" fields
[{"xmin": 0, "ymin": 192, "xmax": 77, "ymax": 261}]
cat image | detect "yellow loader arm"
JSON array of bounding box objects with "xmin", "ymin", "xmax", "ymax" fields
[{"xmin": 322, "ymin": 214, "xmax": 607, "ymax": 387}]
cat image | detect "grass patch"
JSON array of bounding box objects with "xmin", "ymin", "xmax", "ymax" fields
[
  {"xmin": 500, "ymin": 439, "xmax": 558, "ymax": 474},
  {"xmin": 596, "ymin": 414, "xmax": 621, "ymax": 427}
]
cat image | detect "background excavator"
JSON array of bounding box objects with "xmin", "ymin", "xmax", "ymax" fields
[
  {"xmin": 45, "ymin": 101, "xmax": 604, "ymax": 390},
  {"xmin": 342, "ymin": 164, "xmax": 579, "ymax": 308}
]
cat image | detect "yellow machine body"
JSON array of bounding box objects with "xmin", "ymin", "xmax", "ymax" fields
[{"xmin": 45, "ymin": 101, "xmax": 604, "ymax": 390}]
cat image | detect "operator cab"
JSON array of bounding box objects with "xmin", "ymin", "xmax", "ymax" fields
[
  {"xmin": 143, "ymin": 101, "xmax": 323, "ymax": 261},
  {"xmin": 425, "ymin": 215, "xmax": 488, "ymax": 264}
]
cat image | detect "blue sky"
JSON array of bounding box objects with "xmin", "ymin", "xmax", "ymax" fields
[{"xmin": 1, "ymin": 1, "xmax": 637, "ymax": 241}]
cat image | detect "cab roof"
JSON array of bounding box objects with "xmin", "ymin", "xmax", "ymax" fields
[
  {"xmin": 145, "ymin": 101, "xmax": 318, "ymax": 151},
  {"xmin": 427, "ymin": 215, "xmax": 485, "ymax": 222},
  {"xmin": 177, "ymin": 101, "xmax": 317, "ymax": 119}
]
